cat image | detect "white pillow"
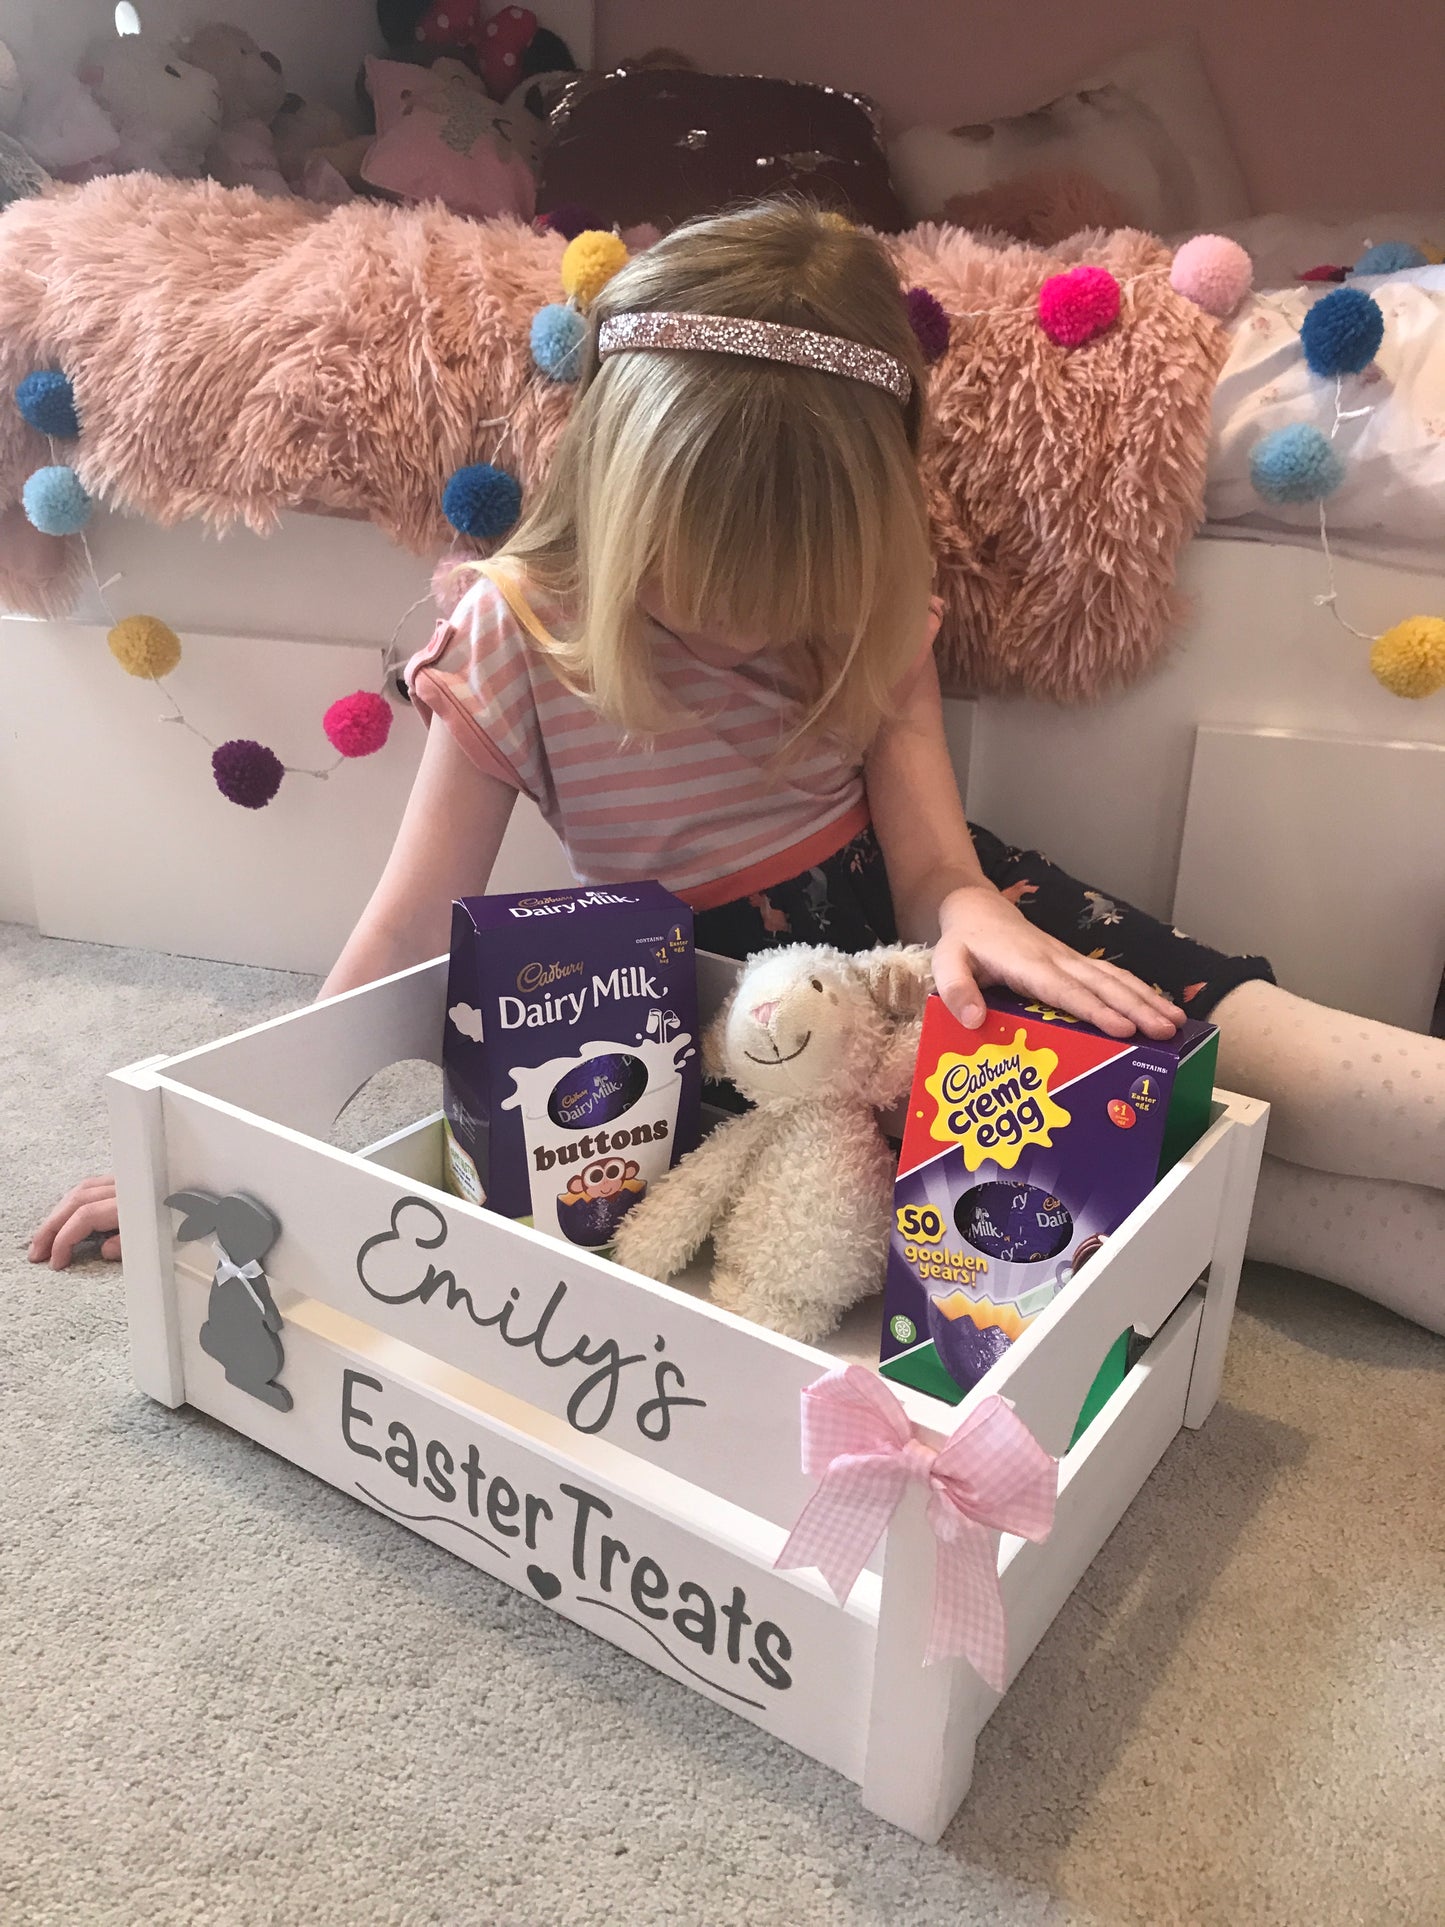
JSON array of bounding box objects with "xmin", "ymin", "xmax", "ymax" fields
[
  {"xmin": 889, "ymin": 34, "xmax": 1250, "ymax": 236},
  {"xmin": 1175, "ymin": 211, "xmax": 1445, "ymax": 291}
]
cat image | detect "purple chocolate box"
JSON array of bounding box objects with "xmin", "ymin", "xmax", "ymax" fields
[{"xmin": 442, "ymin": 884, "xmax": 700, "ymax": 1248}]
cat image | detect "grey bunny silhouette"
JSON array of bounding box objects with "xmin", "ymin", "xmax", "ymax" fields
[{"xmin": 167, "ymin": 1189, "xmax": 291, "ymax": 1412}]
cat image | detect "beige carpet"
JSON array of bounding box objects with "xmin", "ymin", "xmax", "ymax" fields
[{"xmin": 3, "ymin": 920, "xmax": 1442, "ymax": 1927}]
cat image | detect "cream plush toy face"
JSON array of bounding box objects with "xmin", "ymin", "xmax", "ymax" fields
[
  {"xmin": 613, "ymin": 943, "xmax": 934, "ymax": 1344},
  {"xmin": 717, "ymin": 950, "xmax": 887, "ymax": 1106}
]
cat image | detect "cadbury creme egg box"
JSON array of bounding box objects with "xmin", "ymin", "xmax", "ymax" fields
[
  {"xmin": 880, "ymin": 990, "xmax": 1218, "ymax": 1408},
  {"xmin": 442, "ymin": 884, "xmax": 700, "ymax": 1248}
]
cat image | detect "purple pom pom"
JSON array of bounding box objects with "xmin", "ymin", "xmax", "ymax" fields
[
  {"xmin": 905, "ymin": 286, "xmax": 950, "ymax": 364},
  {"xmin": 212, "ymin": 738, "xmax": 284, "ymax": 809}
]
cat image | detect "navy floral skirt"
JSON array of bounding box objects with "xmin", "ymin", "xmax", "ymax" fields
[{"xmin": 694, "ymin": 822, "xmax": 1273, "ymax": 1019}]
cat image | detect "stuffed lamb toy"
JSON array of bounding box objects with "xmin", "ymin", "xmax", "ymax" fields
[{"xmin": 612, "ymin": 943, "xmax": 933, "ymax": 1343}]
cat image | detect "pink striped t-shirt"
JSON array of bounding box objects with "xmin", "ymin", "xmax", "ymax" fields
[{"xmin": 405, "ymin": 562, "xmax": 878, "ymax": 911}]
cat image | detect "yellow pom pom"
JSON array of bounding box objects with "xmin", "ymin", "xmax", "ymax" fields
[
  {"xmin": 819, "ymin": 210, "xmax": 854, "ymax": 232},
  {"xmin": 560, "ymin": 229, "xmax": 629, "ymax": 309},
  {"xmin": 1369, "ymin": 616, "xmax": 1445, "ymax": 700},
  {"xmin": 108, "ymin": 615, "xmax": 182, "ymax": 680}
]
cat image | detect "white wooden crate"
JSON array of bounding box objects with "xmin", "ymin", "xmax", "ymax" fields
[{"xmin": 108, "ymin": 952, "xmax": 1267, "ymax": 1843}]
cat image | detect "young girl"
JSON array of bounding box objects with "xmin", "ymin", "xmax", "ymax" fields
[{"xmin": 32, "ymin": 204, "xmax": 1443, "ymax": 1331}]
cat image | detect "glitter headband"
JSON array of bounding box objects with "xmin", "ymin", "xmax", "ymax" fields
[{"xmin": 596, "ymin": 311, "xmax": 913, "ymax": 403}]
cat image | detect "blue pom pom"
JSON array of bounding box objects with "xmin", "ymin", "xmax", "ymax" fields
[
  {"xmin": 1248, "ymin": 424, "xmax": 1346, "ymax": 505},
  {"xmin": 1300, "ymin": 286, "xmax": 1385, "ymax": 378},
  {"xmin": 15, "ymin": 370, "xmax": 80, "ymax": 439},
  {"xmin": 442, "ymin": 462, "xmax": 522, "ymax": 540},
  {"xmin": 1353, "ymin": 241, "xmax": 1428, "ymax": 277},
  {"xmin": 22, "ymin": 464, "xmax": 92, "ymax": 535},
  {"xmin": 530, "ymin": 303, "xmax": 587, "ymax": 382}
]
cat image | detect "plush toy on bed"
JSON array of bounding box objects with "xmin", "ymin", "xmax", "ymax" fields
[
  {"xmin": 180, "ymin": 24, "xmax": 363, "ymax": 202},
  {"xmin": 611, "ymin": 943, "xmax": 934, "ymax": 1344},
  {"xmin": 78, "ymin": 34, "xmax": 222, "ymax": 178},
  {"xmin": 11, "ymin": 33, "xmax": 218, "ymax": 181}
]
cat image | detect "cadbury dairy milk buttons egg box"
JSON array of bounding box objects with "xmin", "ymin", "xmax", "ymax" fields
[
  {"xmin": 879, "ymin": 991, "xmax": 1218, "ymax": 1412},
  {"xmin": 441, "ymin": 885, "xmax": 700, "ymax": 1249}
]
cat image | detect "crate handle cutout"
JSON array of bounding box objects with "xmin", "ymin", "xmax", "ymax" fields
[
  {"xmin": 329, "ymin": 1057, "xmax": 444, "ymax": 1150},
  {"xmin": 776, "ymin": 1365, "xmax": 1058, "ymax": 1689}
]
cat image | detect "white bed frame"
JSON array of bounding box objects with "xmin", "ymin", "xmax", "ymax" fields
[
  {"xmin": 109, "ymin": 947, "xmax": 1267, "ymax": 1843},
  {"xmin": 5, "ymin": 521, "xmax": 1440, "ymax": 1030}
]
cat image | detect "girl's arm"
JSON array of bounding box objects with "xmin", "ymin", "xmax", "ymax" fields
[
  {"xmin": 866, "ymin": 653, "xmax": 1183, "ymax": 1041},
  {"xmin": 320, "ymin": 719, "xmax": 517, "ymax": 998}
]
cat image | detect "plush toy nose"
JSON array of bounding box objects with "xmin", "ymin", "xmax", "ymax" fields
[{"xmin": 750, "ymin": 999, "xmax": 778, "ymax": 1031}]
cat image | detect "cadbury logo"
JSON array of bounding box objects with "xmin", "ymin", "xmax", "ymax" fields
[{"xmin": 517, "ymin": 958, "xmax": 586, "ymax": 992}]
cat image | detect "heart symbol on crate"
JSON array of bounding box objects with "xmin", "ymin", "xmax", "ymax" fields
[{"xmin": 527, "ymin": 1564, "xmax": 562, "ymax": 1601}]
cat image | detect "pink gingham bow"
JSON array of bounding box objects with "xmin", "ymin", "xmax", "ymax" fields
[{"xmin": 774, "ymin": 1365, "xmax": 1058, "ymax": 1690}]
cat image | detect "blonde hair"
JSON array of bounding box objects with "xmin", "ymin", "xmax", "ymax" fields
[{"xmin": 497, "ymin": 201, "xmax": 933, "ymax": 750}]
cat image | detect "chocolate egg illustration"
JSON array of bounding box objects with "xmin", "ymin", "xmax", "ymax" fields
[
  {"xmin": 955, "ymin": 1181, "xmax": 1073, "ymax": 1264},
  {"xmin": 1070, "ymin": 1233, "xmax": 1106, "ymax": 1275},
  {"xmin": 547, "ymin": 1052, "xmax": 648, "ymax": 1131},
  {"xmin": 926, "ymin": 1293, "xmax": 1015, "ymax": 1393},
  {"xmin": 556, "ymin": 1156, "xmax": 648, "ymax": 1247}
]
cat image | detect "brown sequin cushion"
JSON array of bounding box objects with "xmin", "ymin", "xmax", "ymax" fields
[{"xmin": 538, "ymin": 67, "xmax": 905, "ymax": 233}]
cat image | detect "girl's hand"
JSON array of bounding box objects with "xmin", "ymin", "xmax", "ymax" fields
[
  {"xmin": 935, "ymin": 884, "xmax": 1184, "ymax": 1040},
  {"xmin": 29, "ymin": 1176, "xmax": 122, "ymax": 1270}
]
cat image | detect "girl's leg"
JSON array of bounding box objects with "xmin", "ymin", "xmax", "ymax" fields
[
  {"xmin": 1213, "ymin": 980, "xmax": 1444, "ymax": 1191},
  {"xmin": 967, "ymin": 825, "xmax": 1274, "ymax": 1018},
  {"xmin": 1247, "ymin": 1155, "xmax": 1445, "ymax": 1335}
]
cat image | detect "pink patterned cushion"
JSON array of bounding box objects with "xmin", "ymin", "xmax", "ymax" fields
[{"xmin": 361, "ymin": 55, "xmax": 535, "ymax": 222}]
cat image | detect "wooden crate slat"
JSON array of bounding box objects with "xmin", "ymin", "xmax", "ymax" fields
[
  {"xmin": 156, "ymin": 1079, "xmax": 860, "ymax": 1530},
  {"xmin": 861, "ymin": 1288, "xmax": 1204, "ymax": 1841},
  {"xmin": 176, "ymin": 1271, "xmax": 877, "ymax": 1785}
]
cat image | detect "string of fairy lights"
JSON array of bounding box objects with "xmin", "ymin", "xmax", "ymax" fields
[{"xmin": 11, "ymin": 222, "xmax": 1441, "ymax": 815}]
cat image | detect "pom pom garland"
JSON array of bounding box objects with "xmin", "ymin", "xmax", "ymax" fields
[
  {"xmin": 1369, "ymin": 618, "xmax": 1445, "ymax": 700},
  {"xmin": 211, "ymin": 738, "xmax": 285, "ymax": 810},
  {"xmin": 1037, "ymin": 265, "xmax": 1120, "ymax": 347},
  {"xmin": 530, "ymin": 302, "xmax": 587, "ymax": 381},
  {"xmin": 323, "ymin": 690, "xmax": 394, "ymax": 757},
  {"xmin": 442, "ymin": 461, "xmax": 523, "ymax": 540},
  {"xmin": 16, "ymin": 370, "xmax": 80, "ymax": 439},
  {"xmin": 1169, "ymin": 234, "xmax": 1253, "ymax": 318},
  {"xmin": 905, "ymin": 286, "xmax": 950, "ymax": 364},
  {"xmin": 1300, "ymin": 287, "xmax": 1384, "ymax": 377},
  {"xmin": 108, "ymin": 615, "xmax": 182, "ymax": 680},
  {"xmin": 560, "ymin": 229, "xmax": 628, "ymax": 308},
  {"xmin": 1249, "ymin": 424, "xmax": 1346, "ymax": 505},
  {"xmin": 1353, "ymin": 241, "xmax": 1427, "ymax": 277},
  {"xmin": 22, "ymin": 464, "xmax": 92, "ymax": 535}
]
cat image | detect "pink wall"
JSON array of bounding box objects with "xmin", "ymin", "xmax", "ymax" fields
[{"xmin": 597, "ymin": 0, "xmax": 1444, "ymax": 215}]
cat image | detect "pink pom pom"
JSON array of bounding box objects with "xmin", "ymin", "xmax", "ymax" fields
[
  {"xmin": 1170, "ymin": 234, "xmax": 1253, "ymax": 318},
  {"xmin": 1037, "ymin": 265, "xmax": 1121, "ymax": 347},
  {"xmin": 323, "ymin": 689, "xmax": 393, "ymax": 758}
]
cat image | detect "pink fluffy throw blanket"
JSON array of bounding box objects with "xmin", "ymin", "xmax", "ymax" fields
[{"xmin": 0, "ymin": 177, "xmax": 1227, "ymax": 700}]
